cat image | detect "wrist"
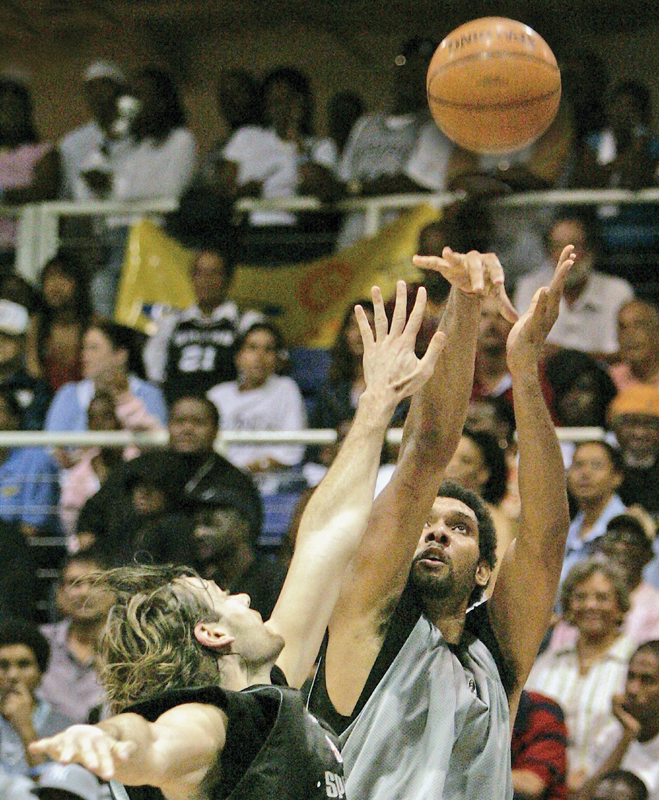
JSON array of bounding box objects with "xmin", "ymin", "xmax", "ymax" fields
[{"xmin": 356, "ymin": 389, "xmax": 395, "ymax": 428}]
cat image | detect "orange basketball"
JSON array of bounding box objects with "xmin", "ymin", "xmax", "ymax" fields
[{"xmin": 427, "ymin": 17, "xmax": 561, "ymax": 154}]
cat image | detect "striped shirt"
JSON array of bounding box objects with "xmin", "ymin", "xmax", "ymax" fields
[{"xmin": 525, "ymin": 635, "xmax": 637, "ymax": 774}]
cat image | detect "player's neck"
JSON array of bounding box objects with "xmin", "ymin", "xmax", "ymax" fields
[{"xmin": 424, "ymin": 596, "xmax": 469, "ymax": 645}]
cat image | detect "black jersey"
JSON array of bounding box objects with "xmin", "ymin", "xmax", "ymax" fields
[{"xmin": 109, "ymin": 667, "xmax": 345, "ymax": 800}]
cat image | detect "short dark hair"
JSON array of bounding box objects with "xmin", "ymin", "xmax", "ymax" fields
[
  {"xmin": 61, "ymin": 546, "xmax": 111, "ymax": 575},
  {"xmin": 0, "ymin": 618, "xmax": 50, "ymax": 674},
  {"xmin": 437, "ymin": 479, "xmax": 497, "ymax": 604},
  {"xmin": 634, "ymin": 639, "xmax": 659, "ymax": 666},
  {"xmin": 602, "ymin": 514, "xmax": 654, "ymax": 559},
  {"xmin": 170, "ymin": 394, "xmax": 220, "ymax": 431},
  {"xmin": 572, "ymin": 439, "xmax": 625, "ymax": 475},
  {"xmin": 462, "ymin": 428, "xmax": 508, "ymax": 506},
  {"xmin": 595, "ymin": 770, "xmax": 648, "ymax": 800},
  {"xmin": 262, "ymin": 66, "xmax": 315, "ymax": 136},
  {"xmin": 546, "ymin": 207, "xmax": 601, "ymax": 254},
  {"xmin": 87, "ymin": 319, "xmax": 145, "ymax": 378},
  {"xmin": 611, "ymin": 79, "xmax": 652, "ymax": 125}
]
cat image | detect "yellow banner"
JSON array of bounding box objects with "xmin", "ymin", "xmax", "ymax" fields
[{"xmin": 115, "ymin": 205, "xmax": 441, "ymax": 345}]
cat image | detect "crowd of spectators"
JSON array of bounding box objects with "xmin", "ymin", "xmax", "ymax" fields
[{"xmin": 2, "ymin": 33, "xmax": 659, "ymax": 800}]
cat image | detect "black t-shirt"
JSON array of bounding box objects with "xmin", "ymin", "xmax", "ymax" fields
[
  {"xmin": 306, "ymin": 585, "xmax": 515, "ymax": 736},
  {"xmin": 110, "ymin": 667, "xmax": 344, "ymax": 800}
]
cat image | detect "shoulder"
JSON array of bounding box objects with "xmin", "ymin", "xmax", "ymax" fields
[
  {"xmin": 466, "ymin": 602, "xmax": 518, "ymax": 694},
  {"xmin": 590, "ymin": 271, "xmax": 634, "ymax": 297}
]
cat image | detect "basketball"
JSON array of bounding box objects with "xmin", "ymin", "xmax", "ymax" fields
[{"xmin": 427, "ymin": 17, "xmax": 561, "ymax": 154}]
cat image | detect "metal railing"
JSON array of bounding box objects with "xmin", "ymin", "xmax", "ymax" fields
[{"xmin": 4, "ymin": 187, "xmax": 659, "ymax": 282}]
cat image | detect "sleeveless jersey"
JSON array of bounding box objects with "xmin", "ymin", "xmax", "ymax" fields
[
  {"xmin": 307, "ymin": 590, "xmax": 515, "ymax": 800},
  {"xmin": 109, "ymin": 668, "xmax": 345, "ymax": 800}
]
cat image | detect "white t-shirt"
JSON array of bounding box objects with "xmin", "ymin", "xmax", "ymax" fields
[
  {"xmin": 207, "ymin": 375, "xmax": 307, "ymax": 468},
  {"xmin": 590, "ymin": 724, "xmax": 659, "ymax": 800}
]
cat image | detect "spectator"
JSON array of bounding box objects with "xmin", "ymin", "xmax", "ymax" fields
[
  {"xmin": 25, "ymin": 250, "xmax": 92, "ymax": 392},
  {"xmin": 336, "ymin": 36, "xmax": 454, "ymax": 249},
  {"xmin": 77, "ymin": 395, "xmax": 263, "ymax": 564},
  {"xmin": 327, "ymin": 89, "xmax": 365, "ymax": 158},
  {"xmin": 545, "ymin": 349, "xmax": 617, "ymax": 429},
  {"xmin": 611, "ymin": 299, "xmax": 659, "ymax": 393},
  {"xmin": 57, "ymin": 60, "xmax": 127, "ymax": 202},
  {"xmin": 58, "ymin": 391, "xmax": 136, "ymax": 542},
  {"xmin": 0, "ymin": 619, "xmax": 73, "ymax": 778},
  {"xmin": 39, "ymin": 550, "xmax": 112, "ymax": 724},
  {"xmin": 550, "ymin": 514, "xmax": 659, "ymax": 650},
  {"xmin": 514, "ymin": 210, "xmax": 634, "ymax": 357},
  {"xmin": 608, "ymin": 386, "xmax": 659, "ymax": 516},
  {"xmin": 561, "ymin": 440, "xmax": 626, "ymax": 586},
  {"xmin": 511, "ymin": 690, "xmax": 568, "ymax": 800},
  {"xmin": 208, "ymin": 321, "xmax": 306, "ymax": 474},
  {"xmin": 472, "ymin": 294, "xmax": 515, "ymax": 403},
  {"xmin": 579, "ymin": 641, "xmax": 659, "ymax": 800},
  {"xmin": 0, "ymin": 387, "xmax": 59, "ymax": 537},
  {"xmin": 0, "ymin": 76, "xmax": 59, "ymax": 271},
  {"xmin": 526, "ymin": 557, "xmax": 637, "ymax": 791},
  {"xmin": 35, "ymin": 762, "xmax": 102, "ymax": 800},
  {"xmin": 45, "ymin": 319, "xmax": 167, "ymax": 435},
  {"xmin": 138, "ymin": 504, "xmax": 288, "ymax": 620},
  {"xmin": 0, "ymin": 763, "xmax": 35, "ymax": 800},
  {"xmin": 590, "ymin": 770, "xmax": 649, "ymax": 800},
  {"xmin": 145, "ymin": 206, "xmax": 263, "ymax": 405},
  {"xmin": 0, "ymin": 299, "xmax": 52, "ymax": 430},
  {"xmin": 0, "ymin": 520, "xmax": 37, "ymax": 621}
]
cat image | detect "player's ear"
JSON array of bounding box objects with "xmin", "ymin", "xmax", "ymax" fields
[
  {"xmin": 194, "ymin": 622, "xmax": 235, "ymax": 653},
  {"xmin": 475, "ymin": 560, "xmax": 490, "ymax": 588}
]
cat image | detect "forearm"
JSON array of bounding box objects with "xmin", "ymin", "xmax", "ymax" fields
[
  {"xmin": 97, "ymin": 714, "xmax": 160, "ymax": 785},
  {"xmin": 572, "ymin": 732, "xmax": 635, "ymax": 800}
]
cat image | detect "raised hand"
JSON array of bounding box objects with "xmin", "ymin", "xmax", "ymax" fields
[
  {"xmin": 356, "ymin": 280, "xmax": 446, "ymax": 415},
  {"xmin": 29, "ymin": 725, "xmax": 136, "ymax": 782},
  {"xmin": 413, "ymin": 247, "xmax": 518, "ymax": 323},
  {"xmin": 612, "ymin": 694, "xmax": 642, "ymax": 739},
  {"xmin": 506, "ymin": 244, "xmax": 576, "ymax": 372}
]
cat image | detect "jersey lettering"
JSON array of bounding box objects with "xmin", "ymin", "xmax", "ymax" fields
[
  {"xmin": 178, "ymin": 345, "xmax": 217, "ymax": 373},
  {"xmin": 325, "ymin": 771, "xmax": 346, "ymax": 798}
]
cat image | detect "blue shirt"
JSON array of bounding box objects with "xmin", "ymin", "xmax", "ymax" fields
[
  {"xmin": 0, "ymin": 697, "xmax": 72, "ymax": 777},
  {"xmin": 0, "ymin": 447, "xmax": 59, "ymax": 530},
  {"xmin": 45, "ymin": 376, "xmax": 167, "ymax": 432}
]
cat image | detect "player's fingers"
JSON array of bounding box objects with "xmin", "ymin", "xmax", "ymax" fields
[
  {"xmin": 371, "ymin": 286, "xmax": 388, "ymax": 340},
  {"xmin": 465, "ymin": 251, "xmax": 485, "ymax": 294},
  {"xmin": 419, "ymin": 330, "xmax": 447, "ymax": 374},
  {"xmin": 354, "ymin": 305, "xmax": 375, "ymax": 352},
  {"xmin": 389, "ymin": 280, "xmax": 408, "ymax": 338},
  {"xmin": 412, "ymin": 254, "xmax": 452, "ymax": 272},
  {"xmin": 482, "ymin": 252, "xmax": 505, "ymax": 286},
  {"xmin": 497, "ymin": 284, "xmax": 520, "ymax": 324},
  {"xmin": 402, "ymin": 286, "xmax": 427, "ymax": 343}
]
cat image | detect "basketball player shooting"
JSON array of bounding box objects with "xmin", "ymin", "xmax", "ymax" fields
[
  {"xmin": 29, "ymin": 283, "xmax": 446, "ymax": 800},
  {"xmin": 306, "ymin": 244, "xmax": 576, "ymax": 800}
]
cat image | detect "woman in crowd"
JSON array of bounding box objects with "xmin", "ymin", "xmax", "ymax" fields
[
  {"xmin": 0, "ymin": 77, "xmax": 59, "ymax": 271},
  {"xmin": 25, "ymin": 249, "xmax": 92, "ymax": 391},
  {"xmin": 45, "ymin": 319, "xmax": 167, "ymax": 436},
  {"xmin": 526, "ymin": 557, "xmax": 637, "ymax": 792}
]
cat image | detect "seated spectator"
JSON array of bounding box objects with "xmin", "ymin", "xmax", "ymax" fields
[
  {"xmin": 25, "ymin": 250, "xmax": 92, "ymax": 392},
  {"xmin": 35, "ymin": 762, "xmax": 103, "ymax": 800},
  {"xmin": 92, "ymin": 66, "xmax": 196, "ymax": 317},
  {"xmin": 0, "ymin": 387, "xmax": 59, "ymax": 537},
  {"xmin": 561, "ymin": 440, "xmax": 626, "ymax": 586},
  {"xmin": 579, "ymin": 641, "xmax": 659, "ymax": 800},
  {"xmin": 590, "ymin": 770, "xmax": 649, "ymax": 800},
  {"xmin": 0, "ymin": 300, "xmax": 52, "ymax": 430},
  {"xmin": 0, "ymin": 76, "xmax": 59, "ymax": 272},
  {"xmin": 39, "ymin": 550, "xmax": 112, "ymax": 724},
  {"xmin": 145, "ymin": 205, "xmax": 263, "ymax": 405},
  {"xmin": 526, "ymin": 557, "xmax": 637, "ymax": 791},
  {"xmin": 327, "ymin": 89, "xmax": 365, "ymax": 159},
  {"xmin": 77, "ymin": 395, "xmax": 262, "ymax": 565},
  {"xmin": 58, "ymin": 391, "xmax": 136, "ymax": 542},
  {"xmin": 472, "ymin": 294, "xmax": 515, "ymax": 403},
  {"xmin": 608, "ymin": 386, "xmax": 659, "ymax": 516},
  {"xmin": 336, "ymin": 36, "xmax": 455, "ymax": 249},
  {"xmin": 511, "ymin": 690, "xmax": 568, "ymax": 800},
  {"xmin": 550, "ymin": 514, "xmax": 659, "ymax": 650},
  {"xmin": 0, "ymin": 619, "xmax": 73, "ymax": 778},
  {"xmin": 208, "ymin": 321, "xmax": 306, "ymax": 474},
  {"xmin": 138, "ymin": 505, "xmax": 288, "ymax": 620},
  {"xmin": 514, "ymin": 210, "xmax": 634, "ymax": 358},
  {"xmin": 611, "ymin": 299, "xmax": 659, "ymax": 393},
  {"xmin": 545, "ymin": 349, "xmax": 617, "ymax": 429},
  {"xmin": 45, "ymin": 319, "xmax": 167, "ymax": 435}
]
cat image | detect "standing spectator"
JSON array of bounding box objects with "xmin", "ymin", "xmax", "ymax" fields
[
  {"xmin": 208, "ymin": 321, "xmax": 306, "ymax": 473},
  {"xmin": 0, "ymin": 300, "xmax": 52, "ymax": 430},
  {"xmin": 45, "ymin": 320, "xmax": 167, "ymax": 435},
  {"xmin": 0, "ymin": 619, "xmax": 73, "ymax": 778},
  {"xmin": 144, "ymin": 214, "xmax": 262, "ymax": 405},
  {"xmin": 526, "ymin": 557, "xmax": 637, "ymax": 791},
  {"xmin": 511, "ymin": 691, "xmax": 568, "ymax": 800},
  {"xmin": 578, "ymin": 641, "xmax": 659, "ymax": 800},
  {"xmin": 39, "ymin": 550, "xmax": 112, "ymax": 724},
  {"xmin": 611, "ymin": 299, "xmax": 659, "ymax": 393},
  {"xmin": 0, "ymin": 387, "xmax": 59, "ymax": 537},
  {"xmin": 336, "ymin": 36, "xmax": 454, "ymax": 249},
  {"xmin": 0, "ymin": 76, "xmax": 59, "ymax": 271},
  {"xmin": 561, "ymin": 440, "xmax": 626, "ymax": 586},
  {"xmin": 25, "ymin": 250, "xmax": 92, "ymax": 393},
  {"xmin": 514, "ymin": 211, "xmax": 634, "ymax": 357}
]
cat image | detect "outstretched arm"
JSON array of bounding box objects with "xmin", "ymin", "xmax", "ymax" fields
[
  {"xmin": 269, "ymin": 281, "xmax": 445, "ymax": 688},
  {"xmin": 29, "ymin": 704, "xmax": 226, "ymax": 799},
  {"xmin": 488, "ymin": 246, "xmax": 575, "ymax": 718}
]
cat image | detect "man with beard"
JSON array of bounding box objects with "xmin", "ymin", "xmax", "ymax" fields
[{"xmin": 306, "ymin": 244, "xmax": 575, "ymax": 799}]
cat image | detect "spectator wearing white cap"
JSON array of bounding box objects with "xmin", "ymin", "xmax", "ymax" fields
[
  {"xmin": 58, "ymin": 60, "xmax": 127, "ymax": 202},
  {"xmin": 0, "ymin": 300, "xmax": 51, "ymax": 430},
  {"xmin": 36, "ymin": 762, "xmax": 101, "ymax": 800}
]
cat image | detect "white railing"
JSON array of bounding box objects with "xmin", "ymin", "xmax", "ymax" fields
[{"xmin": 4, "ymin": 188, "xmax": 659, "ymax": 282}]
